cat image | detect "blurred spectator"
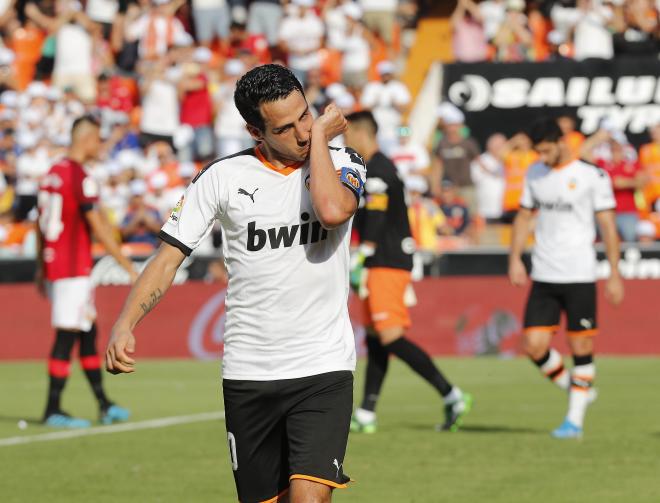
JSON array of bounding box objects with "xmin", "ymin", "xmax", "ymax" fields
[
  {"xmin": 451, "ymin": 0, "xmax": 488, "ymax": 63},
  {"xmin": 527, "ymin": 0, "xmax": 550, "ymax": 60},
  {"xmin": 553, "ymin": 0, "xmax": 615, "ymax": 60},
  {"xmin": 14, "ymin": 131, "xmax": 51, "ymax": 220},
  {"xmin": 613, "ymin": 0, "xmax": 660, "ymax": 56},
  {"xmin": 431, "ymin": 103, "xmax": 480, "ymax": 211},
  {"xmin": 500, "ymin": 131, "xmax": 537, "ymax": 222},
  {"xmin": 545, "ymin": 29, "xmax": 571, "ymax": 60},
  {"xmin": 214, "ymin": 59, "xmax": 253, "ymax": 158},
  {"xmin": 248, "ymin": 0, "xmax": 284, "ymax": 47},
  {"xmin": 192, "ymin": 0, "xmax": 230, "ymax": 48},
  {"xmin": 100, "ymin": 160, "xmax": 130, "ymax": 225},
  {"xmin": 138, "ymin": 58, "xmax": 180, "ymax": 149},
  {"xmin": 324, "ymin": 0, "xmax": 351, "ymax": 50},
  {"xmin": 407, "ymin": 177, "xmax": 445, "ymax": 252},
  {"xmin": 438, "ymin": 180, "xmax": 470, "ymax": 236},
  {"xmin": 479, "ymin": 0, "xmax": 506, "ymax": 44},
  {"xmin": 470, "ymin": 133, "xmax": 506, "ymax": 223},
  {"xmin": 337, "ymin": 2, "xmax": 371, "ymax": 92},
  {"xmin": 127, "ymin": 0, "xmax": 192, "ymax": 61},
  {"xmin": 120, "ymin": 178, "xmax": 163, "ymax": 247},
  {"xmin": 0, "ymin": 48, "xmax": 19, "ymax": 93},
  {"xmin": 224, "ymin": 21, "xmax": 270, "ymax": 65},
  {"xmin": 390, "ymin": 125, "xmax": 431, "ymax": 195},
  {"xmin": 582, "ymin": 128, "xmax": 647, "ymax": 242},
  {"xmin": 26, "ymin": 1, "xmax": 99, "ymax": 102},
  {"xmin": 640, "ymin": 123, "xmax": 660, "ymax": 208},
  {"xmin": 277, "ymin": 0, "xmax": 324, "ymax": 87},
  {"xmin": 493, "ymin": 0, "xmax": 533, "ymax": 62},
  {"xmin": 360, "ymin": 60, "xmax": 410, "ymax": 154},
  {"xmin": 636, "ymin": 218, "xmax": 657, "ymax": 244},
  {"xmin": 105, "ymin": 111, "xmax": 141, "ymax": 158},
  {"xmin": 146, "ymin": 169, "xmax": 180, "ymax": 220},
  {"xmin": 85, "ymin": 0, "xmax": 118, "ymax": 39},
  {"xmin": 178, "ymin": 47, "xmax": 214, "ymax": 162},
  {"xmin": 358, "ymin": 0, "xmax": 396, "ymax": 47},
  {"xmin": 557, "ymin": 114, "xmax": 585, "ymax": 160}
]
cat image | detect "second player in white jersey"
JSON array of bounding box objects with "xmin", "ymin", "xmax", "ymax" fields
[
  {"xmin": 520, "ymin": 159, "xmax": 616, "ymax": 283},
  {"xmin": 160, "ymin": 146, "xmax": 366, "ymax": 380}
]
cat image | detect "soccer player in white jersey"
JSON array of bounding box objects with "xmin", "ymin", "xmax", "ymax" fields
[
  {"xmin": 508, "ymin": 118, "xmax": 624, "ymax": 439},
  {"xmin": 105, "ymin": 64, "xmax": 366, "ymax": 502}
]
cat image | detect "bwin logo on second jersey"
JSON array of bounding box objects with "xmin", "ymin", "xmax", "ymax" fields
[{"xmin": 247, "ymin": 211, "xmax": 329, "ymax": 251}]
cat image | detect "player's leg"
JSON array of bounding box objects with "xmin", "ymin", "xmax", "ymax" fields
[
  {"xmin": 523, "ymin": 282, "xmax": 569, "ymax": 390},
  {"xmin": 79, "ymin": 323, "xmax": 130, "ymax": 424},
  {"xmin": 223, "ymin": 379, "xmax": 290, "ymax": 503},
  {"xmin": 553, "ymin": 283, "xmax": 598, "ymax": 439},
  {"xmin": 43, "ymin": 279, "xmax": 91, "ymax": 428},
  {"xmin": 351, "ymin": 329, "xmax": 389, "ymax": 433},
  {"xmin": 286, "ymin": 371, "xmax": 353, "ymax": 503}
]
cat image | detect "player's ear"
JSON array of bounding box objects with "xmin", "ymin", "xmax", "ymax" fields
[{"xmin": 246, "ymin": 124, "xmax": 264, "ymax": 142}]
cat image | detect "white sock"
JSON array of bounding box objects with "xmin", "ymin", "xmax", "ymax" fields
[
  {"xmin": 566, "ymin": 363, "xmax": 596, "ymax": 428},
  {"xmin": 540, "ymin": 349, "xmax": 570, "ymax": 391},
  {"xmin": 355, "ymin": 408, "xmax": 376, "ymax": 424},
  {"xmin": 444, "ymin": 386, "xmax": 463, "ymax": 405}
]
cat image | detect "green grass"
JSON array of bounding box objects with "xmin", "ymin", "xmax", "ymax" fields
[{"xmin": 1, "ymin": 358, "xmax": 659, "ymax": 502}]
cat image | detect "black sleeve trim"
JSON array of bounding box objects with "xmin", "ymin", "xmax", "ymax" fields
[
  {"xmin": 80, "ymin": 203, "xmax": 95, "ymax": 213},
  {"xmin": 519, "ymin": 204, "xmax": 535, "ymax": 210},
  {"xmin": 595, "ymin": 206, "xmax": 616, "ymax": 213},
  {"xmin": 159, "ymin": 230, "xmax": 193, "ymax": 256}
]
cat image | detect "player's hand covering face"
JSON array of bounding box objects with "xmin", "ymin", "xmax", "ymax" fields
[
  {"xmin": 312, "ymin": 103, "xmax": 348, "ymax": 142},
  {"xmin": 258, "ymin": 90, "xmax": 314, "ymax": 163}
]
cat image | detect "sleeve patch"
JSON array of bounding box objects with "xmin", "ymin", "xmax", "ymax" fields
[
  {"xmin": 340, "ymin": 166, "xmax": 364, "ymax": 201},
  {"xmin": 169, "ymin": 195, "xmax": 185, "ymax": 223},
  {"xmin": 366, "ymin": 193, "xmax": 388, "ymax": 211}
]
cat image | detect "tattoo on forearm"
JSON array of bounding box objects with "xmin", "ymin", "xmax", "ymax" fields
[{"xmin": 140, "ymin": 288, "xmax": 163, "ymax": 316}]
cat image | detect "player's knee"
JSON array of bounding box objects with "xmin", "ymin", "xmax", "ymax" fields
[
  {"xmin": 289, "ymin": 479, "xmax": 332, "ymax": 503},
  {"xmin": 568, "ymin": 336, "xmax": 593, "ymax": 356},
  {"xmin": 522, "ymin": 334, "xmax": 548, "ymax": 360},
  {"xmin": 377, "ymin": 326, "xmax": 405, "ymax": 345}
]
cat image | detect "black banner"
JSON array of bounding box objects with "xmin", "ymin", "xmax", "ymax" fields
[{"xmin": 442, "ymin": 57, "xmax": 660, "ymax": 148}]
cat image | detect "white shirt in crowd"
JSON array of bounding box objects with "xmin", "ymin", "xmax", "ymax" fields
[
  {"xmin": 359, "ymin": 0, "xmax": 397, "ymax": 12},
  {"xmin": 54, "ymin": 24, "xmax": 93, "ymax": 77},
  {"xmin": 214, "ymin": 83, "xmax": 251, "ymax": 140},
  {"xmin": 192, "ymin": 0, "xmax": 226, "ymax": 10},
  {"xmin": 479, "ymin": 0, "xmax": 506, "ymax": 40},
  {"xmin": 278, "ymin": 10, "xmax": 325, "ymax": 72},
  {"xmin": 160, "ymin": 146, "xmax": 366, "ymax": 380},
  {"xmin": 86, "ymin": 0, "xmax": 118, "ymax": 24},
  {"xmin": 140, "ymin": 77, "xmax": 180, "ymax": 137},
  {"xmin": 100, "ymin": 183, "xmax": 130, "ymax": 225},
  {"xmin": 520, "ymin": 159, "xmax": 616, "ymax": 283},
  {"xmin": 390, "ymin": 141, "xmax": 430, "ymax": 191},
  {"xmin": 573, "ymin": 5, "xmax": 613, "ymax": 60},
  {"xmin": 337, "ymin": 27, "xmax": 370, "ymax": 74},
  {"xmin": 129, "ymin": 15, "xmax": 193, "ymax": 59},
  {"xmin": 16, "ymin": 148, "xmax": 52, "ymax": 196},
  {"xmin": 470, "ymin": 152, "xmax": 505, "ymax": 220},
  {"xmin": 324, "ymin": 4, "xmax": 349, "ymax": 50},
  {"xmin": 361, "ymin": 80, "xmax": 411, "ymax": 144}
]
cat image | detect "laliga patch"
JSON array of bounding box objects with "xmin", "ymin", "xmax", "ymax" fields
[
  {"xmin": 169, "ymin": 195, "xmax": 185, "ymax": 223},
  {"xmin": 340, "ymin": 167, "xmax": 364, "ymax": 200}
]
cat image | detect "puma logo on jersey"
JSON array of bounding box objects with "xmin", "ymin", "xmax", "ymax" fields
[
  {"xmin": 238, "ymin": 187, "xmax": 258, "ymax": 203},
  {"xmin": 247, "ymin": 212, "xmax": 328, "ymax": 251},
  {"xmin": 333, "ymin": 458, "xmax": 342, "ymax": 478},
  {"xmin": 579, "ymin": 318, "xmax": 593, "ymax": 329}
]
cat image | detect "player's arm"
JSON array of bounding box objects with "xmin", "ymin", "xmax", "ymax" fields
[
  {"xmin": 106, "ymin": 242, "xmax": 185, "ymax": 373},
  {"xmin": 309, "ymin": 104, "xmax": 358, "ymax": 229},
  {"xmin": 596, "ymin": 209, "xmax": 624, "ymax": 306},
  {"xmin": 508, "ymin": 207, "xmax": 533, "ymax": 286},
  {"xmin": 34, "ymin": 218, "xmax": 46, "ymax": 296},
  {"xmin": 85, "ymin": 208, "xmax": 138, "ymax": 282}
]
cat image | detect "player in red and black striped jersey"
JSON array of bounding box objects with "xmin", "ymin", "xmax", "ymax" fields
[
  {"xmin": 36, "ymin": 115, "xmax": 137, "ymax": 428},
  {"xmin": 345, "ymin": 111, "xmax": 472, "ymax": 433}
]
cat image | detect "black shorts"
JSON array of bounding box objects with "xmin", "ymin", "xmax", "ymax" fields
[
  {"xmin": 223, "ymin": 371, "xmax": 353, "ymax": 503},
  {"xmin": 524, "ymin": 281, "xmax": 598, "ymax": 336}
]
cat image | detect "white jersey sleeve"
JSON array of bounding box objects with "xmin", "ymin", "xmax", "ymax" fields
[
  {"xmin": 329, "ymin": 146, "xmax": 367, "ymax": 201},
  {"xmin": 592, "ymin": 166, "xmax": 616, "ymax": 212},
  {"xmin": 159, "ymin": 164, "xmax": 227, "ymax": 255}
]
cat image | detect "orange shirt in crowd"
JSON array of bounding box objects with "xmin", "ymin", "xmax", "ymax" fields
[
  {"xmin": 640, "ymin": 142, "xmax": 660, "ymax": 205},
  {"xmin": 564, "ymin": 131, "xmax": 585, "ymax": 160},
  {"xmin": 8, "ymin": 25, "xmax": 45, "ymax": 90},
  {"xmin": 503, "ymin": 150, "xmax": 538, "ymax": 212},
  {"xmin": 529, "ymin": 10, "xmax": 550, "ymax": 61}
]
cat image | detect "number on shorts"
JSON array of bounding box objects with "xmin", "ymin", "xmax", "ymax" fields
[
  {"xmin": 38, "ymin": 192, "xmax": 65, "ymax": 241},
  {"xmin": 227, "ymin": 432, "xmax": 238, "ymax": 471}
]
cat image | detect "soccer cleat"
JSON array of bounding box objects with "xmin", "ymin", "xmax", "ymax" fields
[
  {"xmin": 552, "ymin": 418, "xmax": 583, "ymax": 439},
  {"xmin": 350, "ymin": 414, "xmax": 377, "ymax": 434},
  {"xmin": 439, "ymin": 392, "xmax": 473, "ymax": 432},
  {"xmin": 100, "ymin": 404, "xmax": 131, "ymax": 425},
  {"xmin": 44, "ymin": 412, "xmax": 91, "ymax": 429}
]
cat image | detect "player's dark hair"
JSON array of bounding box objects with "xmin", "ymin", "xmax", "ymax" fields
[
  {"xmin": 71, "ymin": 114, "xmax": 100, "ymax": 136},
  {"xmin": 234, "ymin": 64, "xmax": 305, "ymax": 131},
  {"xmin": 346, "ymin": 110, "xmax": 379, "ymax": 136},
  {"xmin": 529, "ymin": 118, "xmax": 563, "ymax": 145}
]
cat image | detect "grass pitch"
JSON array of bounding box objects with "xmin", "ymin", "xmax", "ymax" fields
[{"xmin": 1, "ymin": 357, "xmax": 659, "ymax": 502}]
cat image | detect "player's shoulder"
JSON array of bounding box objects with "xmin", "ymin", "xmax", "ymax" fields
[
  {"xmin": 525, "ymin": 161, "xmax": 550, "ymax": 181},
  {"xmin": 574, "ymin": 158, "xmax": 609, "ymax": 180},
  {"xmin": 191, "ymin": 147, "xmax": 257, "ymax": 184}
]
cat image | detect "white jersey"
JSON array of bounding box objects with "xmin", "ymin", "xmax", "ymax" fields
[
  {"xmin": 160, "ymin": 146, "xmax": 366, "ymax": 380},
  {"xmin": 520, "ymin": 159, "xmax": 616, "ymax": 284}
]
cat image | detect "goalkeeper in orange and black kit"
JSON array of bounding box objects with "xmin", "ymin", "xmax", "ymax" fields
[{"xmin": 345, "ymin": 110, "xmax": 472, "ymax": 433}]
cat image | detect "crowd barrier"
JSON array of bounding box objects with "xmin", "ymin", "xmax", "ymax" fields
[{"xmin": 2, "ymin": 275, "xmax": 658, "ymax": 361}]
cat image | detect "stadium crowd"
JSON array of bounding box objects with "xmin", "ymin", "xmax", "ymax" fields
[{"xmin": 0, "ymin": 0, "xmax": 660, "ymax": 260}]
